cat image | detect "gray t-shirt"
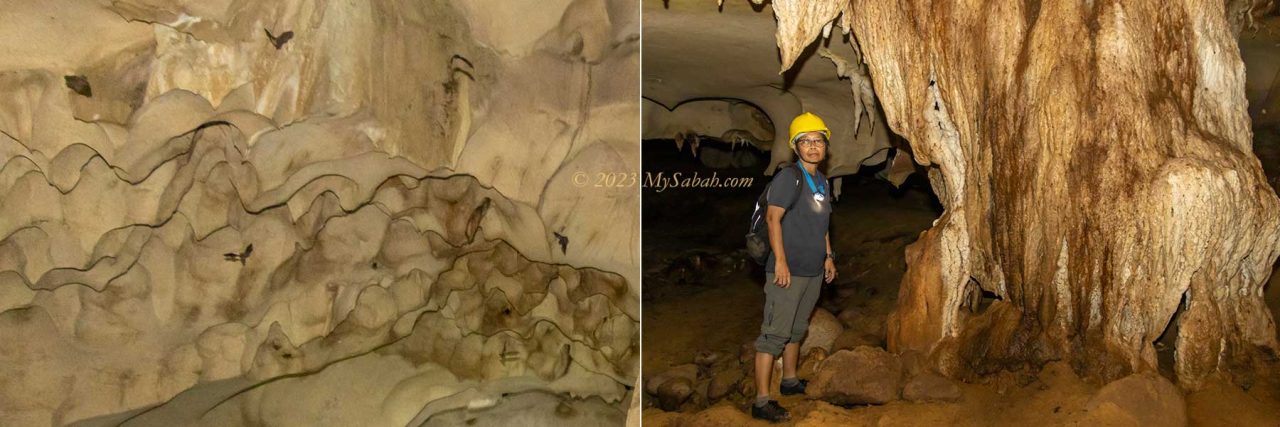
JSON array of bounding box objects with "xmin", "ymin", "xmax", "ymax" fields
[{"xmin": 765, "ymin": 165, "xmax": 832, "ymax": 276}]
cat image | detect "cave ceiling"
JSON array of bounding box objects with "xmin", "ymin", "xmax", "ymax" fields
[{"xmin": 642, "ymin": 0, "xmax": 892, "ymax": 176}]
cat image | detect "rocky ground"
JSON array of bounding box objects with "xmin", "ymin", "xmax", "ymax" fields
[{"xmin": 641, "ymin": 140, "xmax": 1280, "ymax": 426}]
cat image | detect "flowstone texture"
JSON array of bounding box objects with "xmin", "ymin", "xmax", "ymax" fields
[
  {"xmin": 763, "ymin": 0, "xmax": 1280, "ymax": 388},
  {"xmin": 0, "ymin": 0, "xmax": 639, "ymax": 425}
]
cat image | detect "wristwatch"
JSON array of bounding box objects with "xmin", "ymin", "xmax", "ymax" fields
[{"xmin": 826, "ymin": 252, "xmax": 837, "ymax": 259}]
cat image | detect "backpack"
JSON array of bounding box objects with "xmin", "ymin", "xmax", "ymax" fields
[{"xmin": 746, "ymin": 163, "xmax": 802, "ymax": 265}]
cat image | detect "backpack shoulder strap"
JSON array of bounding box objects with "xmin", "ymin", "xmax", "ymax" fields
[{"xmin": 777, "ymin": 163, "xmax": 802, "ymax": 209}]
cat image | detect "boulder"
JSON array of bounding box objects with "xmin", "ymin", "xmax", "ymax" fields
[
  {"xmin": 898, "ymin": 349, "xmax": 926, "ymax": 378},
  {"xmin": 645, "ymin": 363, "xmax": 699, "ymax": 395},
  {"xmin": 832, "ymin": 329, "xmax": 878, "ymax": 352},
  {"xmin": 1083, "ymin": 372, "xmax": 1186, "ymax": 427},
  {"xmin": 798, "ymin": 347, "xmax": 828, "ymax": 379},
  {"xmin": 694, "ymin": 349, "xmax": 730, "ymax": 377},
  {"xmin": 738, "ymin": 342, "xmax": 756, "ymax": 364},
  {"xmin": 806, "ymin": 346, "xmax": 904, "ymax": 405},
  {"xmin": 837, "ymin": 305, "xmax": 861, "ymax": 329},
  {"xmin": 902, "ymin": 371, "xmax": 962, "ymax": 403},
  {"xmin": 691, "ymin": 379, "xmax": 711, "ymax": 408},
  {"xmin": 707, "ymin": 368, "xmax": 745, "ymax": 402},
  {"xmin": 990, "ymin": 370, "xmax": 1019, "ymax": 395},
  {"xmin": 837, "ymin": 305, "xmax": 885, "ymax": 337},
  {"xmin": 694, "ymin": 349, "xmax": 727, "ymax": 368},
  {"xmin": 800, "ymin": 308, "xmax": 843, "ymax": 354},
  {"xmin": 737, "ymin": 376, "xmax": 755, "ymax": 398},
  {"xmin": 656, "ymin": 377, "xmax": 694, "ymax": 411}
]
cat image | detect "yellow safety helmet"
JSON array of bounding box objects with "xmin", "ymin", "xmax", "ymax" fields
[{"xmin": 788, "ymin": 112, "xmax": 830, "ymax": 150}]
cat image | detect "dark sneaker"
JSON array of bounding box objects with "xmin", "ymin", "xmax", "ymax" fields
[
  {"xmin": 751, "ymin": 400, "xmax": 791, "ymax": 422},
  {"xmin": 780, "ymin": 379, "xmax": 808, "ymax": 396}
]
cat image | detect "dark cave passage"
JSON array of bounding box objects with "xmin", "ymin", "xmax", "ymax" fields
[{"xmin": 1155, "ymin": 290, "xmax": 1188, "ymax": 380}]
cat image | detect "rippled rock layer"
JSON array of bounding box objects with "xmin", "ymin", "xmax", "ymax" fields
[{"xmin": 0, "ymin": 0, "xmax": 638, "ymax": 425}]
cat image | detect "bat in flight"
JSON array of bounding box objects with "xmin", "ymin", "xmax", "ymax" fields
[
  {"xmin": 553, "ymin": 231, "xmax": 569, "ymax": 255},
  {"xmin": 224, "ymin": 244, "xmax": 254, "ymax": 265},
  {"xmin": 264, "ymin": 29, "xmax": 294, "ymax": 49}
]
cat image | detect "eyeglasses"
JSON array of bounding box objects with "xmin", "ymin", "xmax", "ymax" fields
[{"xmin": 796, "ymin": 138, "xmax": 827, "ymax": 148}]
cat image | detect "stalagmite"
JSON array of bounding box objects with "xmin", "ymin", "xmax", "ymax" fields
[{"xmin": 769, "ymin": 0, "xmax": 1280, "ymax": 388}]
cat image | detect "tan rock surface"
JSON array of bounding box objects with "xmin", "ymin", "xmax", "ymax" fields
[
  {"xmin": 758, "ymin": 0, "xmax": 1280, "ymax": 388},
  {"xmin": 0, "ymin": 0, "xmax": 638, "ymax": 425}
]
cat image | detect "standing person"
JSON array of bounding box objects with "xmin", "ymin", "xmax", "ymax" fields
[{"xmin": 751, "ymin": 112, "xmax": 838, "ymax": 422}]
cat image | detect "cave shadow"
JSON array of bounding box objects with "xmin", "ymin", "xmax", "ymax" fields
[
  {"xmin": 833, "ymin": 154, "xmax": 944, "ymax": 216},
  {"xmin": 1153, "ymin": 290, "xmax": 1189, "ymax": 381},
  {"xmin": 778, "ymin": 23, "xmax": 855, "ymax": 91}
]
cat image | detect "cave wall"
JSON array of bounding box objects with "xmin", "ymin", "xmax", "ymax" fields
[
  {"xmin": 767, "ymin": 0, "xmax": 1280, "ymax": 388},
  {"xmin": 641, "ymin": 98, "xmax": 775, "ymax": 150},
  {"xmin": 0, "ymin": 0, "xmax": 638, "ymax": 425},
  {"xmin": 642, "ymin": 0, "xmax": 893, "ymax": 178}
]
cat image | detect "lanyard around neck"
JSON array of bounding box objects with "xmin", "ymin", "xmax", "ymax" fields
[{"xmin": 796, "ymin": 161, "xmax": 824, "ymax": 196}]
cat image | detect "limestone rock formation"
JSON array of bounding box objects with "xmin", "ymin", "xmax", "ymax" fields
[
  {"xmin": 642, "ymin": 0, "xmax": 895, "ymax": 179},
  {"xmin": 0, "ymin": 0, "xmax": 639, "ymax": 425},
  {"xmin": 762, "ymin": 0, "xmax": 1280, "ymax": 389},
  {"xmin": 641, "ymin": 99, "xmax": 774, "ymax": 152}
]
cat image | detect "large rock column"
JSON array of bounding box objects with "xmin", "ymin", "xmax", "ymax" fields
[{"xmin": 771, "ymin": 0, "xmax": 1280, "ymax": 388}]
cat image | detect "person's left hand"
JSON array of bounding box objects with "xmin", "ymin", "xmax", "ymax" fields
[{"xmin": 824, "ymin": 257, "xmax": 837, "ymax": 284}]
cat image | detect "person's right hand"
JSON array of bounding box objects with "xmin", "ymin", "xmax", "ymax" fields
[{"xmin": 773, "ymin": 261, "xmax": 791, "ymax": 288}]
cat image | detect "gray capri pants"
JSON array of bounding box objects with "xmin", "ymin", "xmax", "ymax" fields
[{"xmin": 754, "ymin": 273, "xmax": 823, "ymax": 357}]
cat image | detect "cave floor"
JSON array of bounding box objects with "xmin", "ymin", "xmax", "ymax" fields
[
  {"xmin": 641, "ymin": 370, "xmax": 1280, "ymax": 427},
  {"xmin": 640, "ymin": 149, "xmax": 1280, "ymax": 425},
  {"xmin": 641, "ymin": 169, "xmax": 938, "ymax": 379}
]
